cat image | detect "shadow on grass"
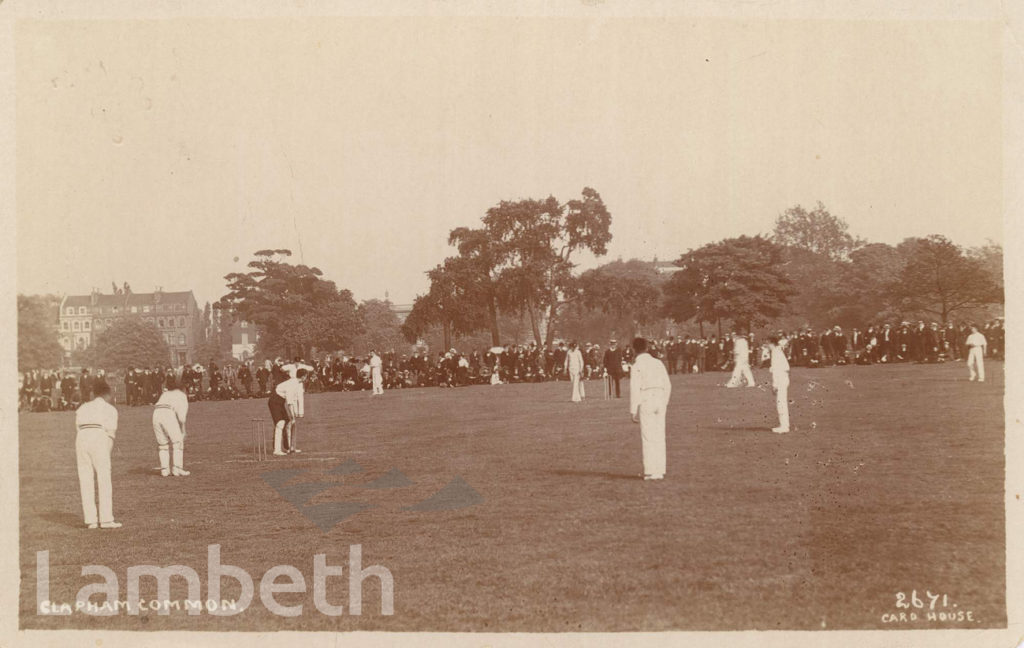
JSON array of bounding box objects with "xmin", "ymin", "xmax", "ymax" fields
[
  {"xmin": 39, "ymin": 511, "xmax": 84, "ymax": 529},
  {"xmin": 550, "ymin": 469, "xmax": 638, "ymax": 480},
  {"xmin": 126, "ymin": 466, "xmax": 160, "ymax": 476}
]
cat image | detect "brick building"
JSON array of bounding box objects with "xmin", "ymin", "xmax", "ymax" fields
[{"xmin": 58, "ymin": 288, "xmax": 203, "ymax": 367}]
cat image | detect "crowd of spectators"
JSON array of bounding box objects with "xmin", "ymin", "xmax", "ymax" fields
[{"xmin": 19, "ymin": 319, "xmax": 1004, "ymax": 412}]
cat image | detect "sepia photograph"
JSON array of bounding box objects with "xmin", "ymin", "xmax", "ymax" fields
[{"xmin": 3, "ymin": 1, "xmax": 1021, "ymax": 645}]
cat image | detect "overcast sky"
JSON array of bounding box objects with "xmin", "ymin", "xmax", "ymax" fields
[{"xmin": 15, "ymin": 17, "xmax": 1002, "ymax": 307}]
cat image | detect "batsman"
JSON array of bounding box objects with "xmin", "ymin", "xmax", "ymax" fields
[{"xmin": 152, "ymin": 376, "xmax": 190, "ymax": 476}]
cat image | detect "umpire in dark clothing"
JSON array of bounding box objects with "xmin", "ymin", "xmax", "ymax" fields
[{"xmin": 603, "ymin": 339, "xmax": 625, "ymax": 398}]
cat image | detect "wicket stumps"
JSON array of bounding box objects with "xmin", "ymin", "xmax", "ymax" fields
[
  {"xmin": 603, "ymin": 373, "xmax": 611, "ymax": 400},
  {"xmin": 250, "ymin": 418, "xmax": 268, "ymax": 462}
]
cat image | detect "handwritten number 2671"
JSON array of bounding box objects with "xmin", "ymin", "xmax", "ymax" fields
[{"xmin": 895, "ymin": 591, "xmax": 948, "ymax": 610}]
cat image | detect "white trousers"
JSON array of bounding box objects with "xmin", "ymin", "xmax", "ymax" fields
[
  {"xmin": 727, "ymin": 362, "xmax": 755, "ymax": 387},
  {"xmin": 153, "ymin": 409, "xmax": 185, "ymax": 472},
  {"xmin": 967, "ymin": 347, "xmax": 985, "ymax": 381},
  {"xmin": 372, "ymin": 369, "xmax": 383, "ymax": 394},
  {"xmin": 773, "ymin": 373, "xmax": 790, "ymax": 429},
  {"xmin": 638, "ymin": 391, "xmax": 667, "ymax": 477},
  {"xmin": 76, "ymin": 429, "xmax": 114, "ymax": 525},
  {"xmin": 569, "ymin": 371, "xmax": 585, "ymax": 402}
]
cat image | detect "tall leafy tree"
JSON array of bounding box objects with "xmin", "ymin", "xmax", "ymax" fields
[
  {"xmin": 772, "ymin": 201, "xmax": 865, "ymax": 261},
  {"xmin": 577, "ymin": 264, "xmax": 661, "ymax": 329},
  {"xmin": 90, "ymin": 318, "xmax": 171, "ymax": 370},
  {"xmin": 18, "ymin": 294, "xmax": 63, "ymax": 370},
  {"xmin": 351, "ymin": 299, "xmax": 406, "ymax": 355},
  {"xmin": 447, "ymin": 227, "xmax": 504, "ymax": 345},
  {"xmin": 970, "ymin": 241, "xmax": 1004, "ymax": 294},
  {"xmin": 832, "ymin": 242, "xmax": 907, "ymax": 325},
  {"xmin": 776, "ymin": 246, "xmax": 846, "ymax": 327},
  {"xmin": 402, "ymin": 258, "xmax": 489, "ymax": 350},
  {"xmin": 216, "ymin": 249, "xmax": 363, "ymax": 358},
  {"xmin": 889, "ymin": 235, "xmax": 1003, "ymax": 323},
  {"xmin": 662, "ymin": 235, "xmax": 792, "ymax": 334},
  {"xmin": 483, "ymin": 187, "xmax": 612, "ymax": 345}
]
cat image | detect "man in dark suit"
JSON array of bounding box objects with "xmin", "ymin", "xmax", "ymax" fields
[{"xmin": 603, "ymin": 339, "xmax": 625, "ymax": 398}]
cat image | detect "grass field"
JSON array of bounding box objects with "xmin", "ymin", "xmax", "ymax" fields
[{"xmin": 19, "ymin": 361, "xmax": 1005, "ymax": 632}]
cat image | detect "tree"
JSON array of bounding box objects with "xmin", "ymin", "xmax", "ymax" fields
[
  {"xmin": 216, "ymin": 249, "xmax": 363, "ymax": 358},
  {"xmin": 889, "ymin": 235, "xmax": 1003, "ymax": 323},
  {"xmin": 446, "ymin": 228, "xmax": 504, "ymax": 345},
  {"xmin": 970, "ymin": 240, "xmax": 1004, "ymax": 294},
  {"xmin": 775, "ymin": 246, "xmax": 846, "ymax": 328},
  {"xmin": 194, "ymin": 307, "xmax": 234, "ymax": 365},
  {"xmin": 403, "ymin": 258, "xmax": 489, "ymax": 350},
  {"xmin": 772, "ymin": 201, "xmax": 865, "ymax": 261},
  {"xmin": 351, "ymin": 299, "xmax": 406, "ymax": 356},
  {"xmin": 18, "ymin": 294, "xmax": 63, "ymax": 370},
  {"xmin": 832, "ymin": 242, "xmax": 907, "ymax": 325},
  {"xmin": 577, "ymin": 264, "xmax": 661, "ymax": 330},
  {"xmin": 90, "ymin": 318, "xmax": 171, "ymax": 370},
  {"xmin": 482, "ymin": 187, "xmax": 612, "ymax": 346},
  {"xmin": 662, "ymin": 235, "xmax": 793, "ymax": 334}
]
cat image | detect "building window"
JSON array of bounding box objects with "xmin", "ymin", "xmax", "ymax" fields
[
  {"xmin": 73, "ymin": 321, "xmax": 80, "ymax": 331},
  {"xmin": 178, "ymin": 316, "xmax": 185, "ymax": 327},
  {"xmin": 65, "ymin": 307, "xmax": 74, "ymax": 315},
  {"xmin": 131, "ymin": 306, "xmax": 138, "ymax": 313},
  {"xmin": 157, "ymin": 318, "xmax": 164, "ymax": 328},
  {"xmin": 84, "ymin": 321, "xmax": 92, "ymax": 330},
  {"xmin": 61, "ymin": 321, "xmax": 68, "ymax": 331},
  {"xmin": 143, "ymin": 305, "xmax": 150, "ymax": 313},
  {"xmin": 179, "ymin": 333, "xmax": 186, "ymax": 345},
  {"xmin": 78, "ymin": 306, "xmax": 86, "ymax": 315}
]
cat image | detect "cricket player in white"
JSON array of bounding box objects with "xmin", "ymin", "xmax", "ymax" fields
[
  {"xmin": 769, "ymin": 334, "xmax": 790, "ymax": 433},
  {"xmin": 75, "ymin": 380, "xmax": 122, "ymax": 528},
  {"xmin": 966, "ymin": 325, "xmax": 987, "ymax": 382},
  {"xmin": 565, "ymin": 342, "xmax": 586, "ymax": 402},
  {"xmin": 281, "ymin": 361, "xmax": 313, "ymax": 416},
  {"xmin": 153, "ymin": 376, "xmax": 190, "ymax": 476},
  {"xmin": 370, "ymin": 351, "xmax": 384, "ymax": 395},
  {"xmin": 273, "ymin": 369, "xmax": 309, "ymax": 454},
  {"xmin": 629, "ymin": 337, "xmax": 671, "ymax": 480},
  {"xmin": 726, "ymin": 334, "xmax": 756, "ymax": 388}
]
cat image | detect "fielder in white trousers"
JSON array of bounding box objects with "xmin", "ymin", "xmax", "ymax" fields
[
  {"xmin": 769, "ymin": 335, "xmax": 791, "ymax": 433},
  {"xmin": 966, "ymin": 328, "xmax": 987, "ymax": 382},
  {"xmin": 75, "ymin": 382, "xmax": 121, "ymax": 529},
  {"xmin": 629, "ymin": 340, "xmax": 672, "ymax": 480},
  {"xmin": 370, "ymin": 352, "xmax": 384, "ymax": 395},
  {"xmin": 726, "ymin": 335, "xmax": 756, "ymax": 388},
  {"xmin": 565, "ymin": 345, "xmax": 586, "ymax": 402}
]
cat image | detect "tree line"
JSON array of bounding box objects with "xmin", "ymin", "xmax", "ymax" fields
[
  {"xmin": 404, "ymin": 196, "xmax": 1003, "ymax": 347},
  {"xmin": 17, "ymin": 197, "xmax": 1004, "ymax": 371}
]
